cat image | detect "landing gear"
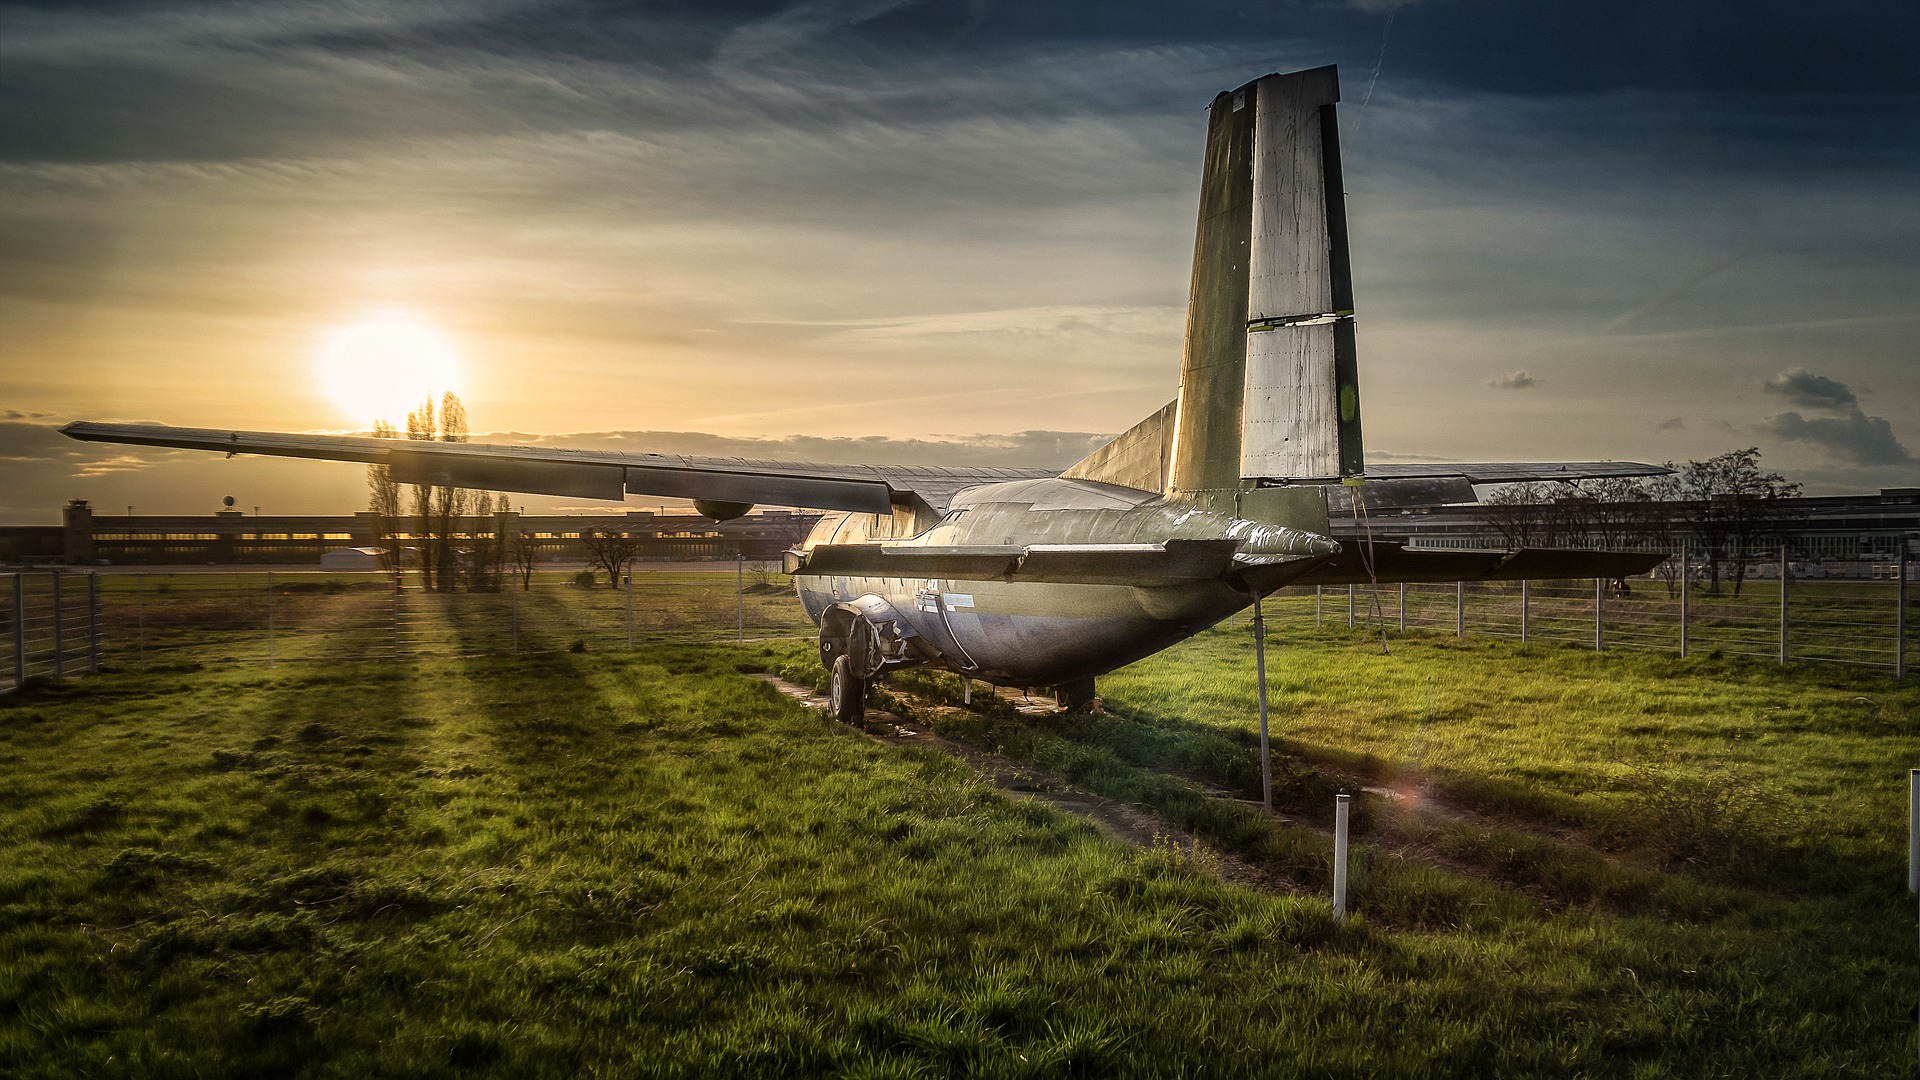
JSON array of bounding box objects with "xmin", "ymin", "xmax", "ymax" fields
[
  {"xmin": 1053, "ymin": 677, "xmax": 1099, "ymax": 712},
  {"xmin": 829, "ymin": 654, "xmax": 867, "ymax": 724}
]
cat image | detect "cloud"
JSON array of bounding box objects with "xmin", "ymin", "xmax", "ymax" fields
[
  {"xmin": 1763, "ymin": 410, "xmax": 1910, "ymax": 466},
  {"xmin": 1487, "ymin": 370, "xmax": 1537, "ymax": 389},
  {"xmin": 1757, "ymin": 367, "xmax": 1910, "ymax": 465},
  {"xmin": 1655, "ymin": 417, "xmax": 1686, "ymax": 431},
  {"xmin": 1762, "ymin": 367, "xmax": 1859, "ymax": 410}
]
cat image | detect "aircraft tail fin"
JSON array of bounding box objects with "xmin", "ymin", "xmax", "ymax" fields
[{"xmin": 1168, "ymin": 66, "xmax": 1362, "ymax": 506}]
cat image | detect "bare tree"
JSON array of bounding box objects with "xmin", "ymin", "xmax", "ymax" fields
[
  {"xmin": 404, "ymin": 393, "xmax": 478, "ymax": 591},
  {"xmin": 1676, "ymin": 448, "xmax": 1801, "ymax": 597},
  {"xmin": 366, "ymin": 420, "xmax": 402, "ymax": 572},
  {"xmin": 509, "ymin": 532, "xmax": 540, "ymax": 590},
  {"xmin": 580, "ymin": 526, "xmax": 641, "ymax": 588},
  {"xmin": 1481, "ymin": 482, "xmax": 1554, "ymax": 548}
]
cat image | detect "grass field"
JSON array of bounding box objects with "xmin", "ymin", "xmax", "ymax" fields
[{"xmin": 3, "ymin": 600, "xmax": 1918, "ymax": 1074}]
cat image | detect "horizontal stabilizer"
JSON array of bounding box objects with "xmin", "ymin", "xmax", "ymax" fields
[
  {"xmin": 1282, "ymin": 541, "xmax": 1667, "ymax": 588},
  {"xmin": 788, "ymin": 538, "xmax": 1247, "ymax": 586},
  {"xmin": 1361, "ymin": 461, "xmax": 1669, "ymax": 483}
]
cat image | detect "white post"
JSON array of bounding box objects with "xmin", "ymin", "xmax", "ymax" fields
[
  {"xmin": 1254, "ymin": 596, "xmax": 1272, "ymax": 810},
  {"xmin": 1779, "ymin": 544, "xmax": 1790, "ymax": 666},
  {"xmin": 51, "ymin": 572, "xmax": 63, "ymax": 678},
  {"xmin": 1910, "ymin": 767, "xmax": 1919, "ymax": 1074},
  {"xmin": 10, "ymin": 574, "xmax": 23, "ymax": 687},
  {"xmin": 1679, "ymin": 543, "xmax": 1690, "ymax": 658},
  {"xmin": 962, "ymin": 677, "xmax": 971, "ymax": 706},
  {"xmin": 1397, "ymin": 582, "xmax": 1407, "ymax": 632},
  {"xmin": 1315, "ymin": 586, "xmax": 1323, "ymax": 627},
  {"xmin": 1454, "ymin": 581, "xmax": 1465, "ymax": 638},
  {"xmin": 1898, "ymin": 538, "xmax": 1908, "ymax": 681},
  {"xmin": 1346, "ymin": 584, "xmax": 1355, "ymax": 628},
  {"xmin": 1520, "ymin": 578, "xmax": 1530, "ymax": 643},
  {"xmin": 1594, "ymin": 577, "xmax": 1604, "ymax": 652},
  {"xmin": 87, "ymin": 574, "xmax": 99, "ymax": 674},
  {"xmin": 1332, "ymin": 793, "xmax": 1351, "ymax": 919}
]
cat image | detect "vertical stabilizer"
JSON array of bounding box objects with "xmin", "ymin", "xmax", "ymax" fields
[{"xmin": 1169, "ymin": 66, "xmax": 1362, "ymax": 507}]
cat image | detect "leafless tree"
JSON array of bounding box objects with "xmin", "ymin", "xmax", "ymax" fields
[
  {"xmin": 580, "ymin": 526, "xmax": 641, "ymax": 588},
  {"xmin": 1676, "ymin": 448, "xmax": 1800, "ymax": 597},
  {"xmin": 509, "ymin": 532, "xmax": 540, "ymax": 591},
  {"xmin": 1481, "ymin": 482, "xmax": 1554, "ymax": 547},
  {"xmin": 366, "ymin": 419, "xmax": 402, "ymax": 572}
]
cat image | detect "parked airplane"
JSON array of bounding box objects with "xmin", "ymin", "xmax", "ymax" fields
[{"xmin": 64, "ymin": 66, "xmax": 1664, "ymax": 723}]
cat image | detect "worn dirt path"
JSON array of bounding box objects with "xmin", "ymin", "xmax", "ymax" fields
[{"xmin": 753, "ymin": 674, "xmax": 1304, "ymax": 897}]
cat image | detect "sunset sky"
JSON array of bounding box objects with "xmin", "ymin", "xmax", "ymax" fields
[{"xmin": 2, "ymin": 0, "xmax": 1915, "ymax": 522}]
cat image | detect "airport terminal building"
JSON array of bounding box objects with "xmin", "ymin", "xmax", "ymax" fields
[{"xmin": 0, "ymin": 501, "xmax": 821, "ymax": 567}]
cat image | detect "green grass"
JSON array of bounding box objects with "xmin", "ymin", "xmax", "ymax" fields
[{"xmin": 3, "ymin": 623, "xmax": 1917, "ymax": 1075}]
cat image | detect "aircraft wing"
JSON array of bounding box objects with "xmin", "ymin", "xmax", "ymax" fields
[{"xmin": 58, "ymin": 421, "xmax": 1052, "ymax": 514}]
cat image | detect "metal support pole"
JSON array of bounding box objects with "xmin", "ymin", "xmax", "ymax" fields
[
  {"xmin": 1520, "ymin": 579, "xmax": 1530, "ymax": 643},
  {"xmin": 1315, "ymin": 586, "xmax": 1322, "ymax": 627},
  {"xmin": 136, "ymin": 573, "xmax": 146, "ymax": 665},
  {"xmin": 1679, "ymin": 543, "xmax": 1690, "ymax": 658},
  {"xmin": 1397, "ymin": 582, "xmax": 1407, "ymax": 632},
  {"xmin": 1346, "ymin": 584, "xmax": 1355, "ymax": 628},
  {"xmin": 736, "ymin": 553, "xmax": 745, "ymax": 644},
  {"xmin": 10, "ymin": 575, "xmax": 23, "ymax": 688},
  {"xmin": 625, "ymin": 575, "xmax": 634, "ymax": 649},
  {"xmin": 1779, "ymin": 543, "xmax": 1790, "ymax": 666},
  {"xmin": 962, "ymin": 678, "xmax": 971, "ymax": 706},
  {"xmin": 266, "ymin": 571, "xmax": 274, "ymax": 667},
  {"xmin": 1454, "ymin": 581, "xmax": 1465, "ymax": 638},
  {"xmin": 51, "ymin": 572, "xmax": 63, "ymax": 678},
  {"xmin": 1594, "ymin": 577, "xmax": 1604, "ymax": 652},
  {"xmin": 1254, "ymin": 596, "xmax": 1272, "ymax": 810},
  {"xmin": 1910, "ymin": 768, "xmax": 1919, "ymax": 1073},
  {"xmin": 1332, "ymin": 793, "xmax": 1351, "ymax": 919},
  {"xmin": 511, "ymin": 586, "xmax": 520, "ymax": 653},
  {"xmin": 87, "ymin": 574, "xmax": 99, "ymax": 674}
]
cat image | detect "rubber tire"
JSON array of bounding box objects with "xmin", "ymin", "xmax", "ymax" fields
[{"xmin": 829, "ymin": 654, "xmax": 866, "ymax": 725}]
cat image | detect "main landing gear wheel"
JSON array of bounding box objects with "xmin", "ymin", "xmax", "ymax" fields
[{"xmin": 829, "ymin": 654, "xmax": 867, "ymax": 725}]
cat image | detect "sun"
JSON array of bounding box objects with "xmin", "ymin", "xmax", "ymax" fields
[{"xmin": 317, "ymin": 312, "xmax": 464, "ymax": 427}]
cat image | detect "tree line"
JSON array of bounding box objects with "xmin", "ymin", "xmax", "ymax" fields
[
  {"xmin": 365, "ymin": 392, "xmax": 642, "ymax": 591},
  {"xmin": 1480, "ymin": 447, "xmax": 1801, "ymax": 597}
]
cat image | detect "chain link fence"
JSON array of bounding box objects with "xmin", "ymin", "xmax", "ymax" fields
[
  {"xmin": 5, "ymin": 553, "xmax": 1913, "ymax": 691},
  {"xmin": 1290, "ymin": 555, "xmax": 1912, "ymax": 677}
]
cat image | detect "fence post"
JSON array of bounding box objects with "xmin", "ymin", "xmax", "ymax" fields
[
  {"xmin": 1332, "ymin": 793, "xmax": 1351, "ymax": 919},
  {"xmin": 136, "ymin": 573, "xmax": 146, "ymax": 664},
  {"xmin": 52, "ymin": 572, "xmax": 64, "ymax": 678},
  {"xmin": 1779, "ymin": 543, "xmax": 1790, "ymax": 666},
  {"xmin": 11, "ymin": 574, "xmax": 23, "ymax": 688},
  {"xmin": 1397, "ymin": 583, "xmax": 1407, "ymax": 632},
  {"xmin": 736, "ymin": 553, "xmax": 746, "ymax": 644},
  {"xmin": 266, "ymin": 571, "xmax": 275, "ymax": 667},
  {"xmin": 1520, "ymin": 579, "xmax": 1530, "ymax": 643},
  {"xmin": 1315, "ymin": 586, "xmax": 1322, "ymax": 627},
  {"xmin": 625, "ymin": 575, "xmax": 634, "ymax": 649},
  {"xmin": 1898, "ymin": 538, "xmax": 1908, "ymax": 680},
  {"xmin": 1594, "ymin": 577, "xmax": 1604, "ymax": 652},
  {"xmin": 1454, "ymin": 581, "xmax": 1465, "ymax": 638},
  {"xmin": 1346, "ymin": 584, "xmax": 1355, "ymax": 628},
  {"xmin": 1679, "ymin": 544, "xmax": 1690, "ymax": 658},
  {"xmin": 87, "ymin": 574, "xmax": 99, "ymax": 674},
  {"xmin": 511, "ymin": 585, "xmax": 520, "ymax": 653},
  {"xmin": 1254, "ymin": 596, "xmax": 1272, "ymax": 810}
]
